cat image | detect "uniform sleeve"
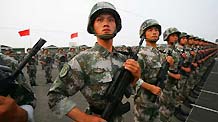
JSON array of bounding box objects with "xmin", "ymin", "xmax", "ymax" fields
[
  {"xmin": 137, "ymin": 53, "xmax": 147, "ymax": 81},
  {"xmin": 0, "ymin": 53, "xmax": 36, "ymax": 108},
  {"xmin": 48, "ymin": 58, "xmax": 85, "ymax": 118}
]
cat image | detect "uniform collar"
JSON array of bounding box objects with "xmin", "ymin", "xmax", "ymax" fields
[{"xmin": 94, "ymin": 42, "xmax": 118, "ymax": 58}]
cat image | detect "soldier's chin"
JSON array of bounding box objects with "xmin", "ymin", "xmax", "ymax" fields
[{"xmin": 149, "ymin": 39, "xmax": 158, "ymax": 43}]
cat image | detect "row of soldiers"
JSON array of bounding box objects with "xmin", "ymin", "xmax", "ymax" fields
[
  {"xmin": 120, "ymin": 21, "xmax": 218, "ymax": 122},
  {"xmin": 47, "ymin": 2, "xmax": 218, "ymax": 122},
  {"xmin": 154, "ymin": 28, "xmax": 217, "ymax": 122},
  {"xmin": 1, "ymin": 1, "xmax": 217, "ymax": 122},
  {"xmin": 26, "ymin": 44, "xmax": 91, "ymax": 85},
  {"xmin": 2, "ymin": 27, "xmax": 217, "ymax": 122}
]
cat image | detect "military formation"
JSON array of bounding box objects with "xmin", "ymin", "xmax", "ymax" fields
[{"xmin": 0, "ymin": 1, "xmax": 218, "ymax": 122}]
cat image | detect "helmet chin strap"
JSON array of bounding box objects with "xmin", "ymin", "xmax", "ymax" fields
[
  {"xmin": 95, "ymin": 31, "xmax": 117, "ymax": 40},
  {"xmin": 96, "ymin": 33, "xmax": 116, "ymax": 40}
]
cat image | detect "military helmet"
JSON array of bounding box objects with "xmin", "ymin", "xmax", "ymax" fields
[
  {"xmin": 188, "ymin": 34, "xmax": 195, "ymax": 39},
  {"xmin": 87, "ymin": 2, "xmax": 121, "ymax": 34},
  {"xmin": 179, "ymin": 32, "xmax": 189, "ymax": 39},
  {"xmin": 139, "ymin": 19, "xmax": 161, "ymax": 38},
  {"xmin": 163, "ymin": 27, "xmax": 181, "ymax": 41}
]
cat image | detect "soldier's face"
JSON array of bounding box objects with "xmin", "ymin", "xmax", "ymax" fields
[
  {"xmin": 44, "ymin": 50, "xmax": 48, "ymax": 54},
  {"xmin": 145, "ymin": 27, "xmax": 160, "ymax": 42},
  {"xmin": 93, "ymin": 13, "xmax": 116, "ymax": 35},
  {"xmin": 168, "ymin": 33, "xmax": 178, "ymax": 44},
  {"xmin": 188, "ymin": 39, "xmax": 194, "ymax": 45},
  {"xmin": 180, "ymin": 37, "xmax": 187, "ymax": 45}
]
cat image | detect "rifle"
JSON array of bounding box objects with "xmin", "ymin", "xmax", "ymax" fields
[
  {"xmin": 149, "ymin": 48, "xmax": 172, "ymax": 103},
  {"xmin": 101, "ymin": 36, "xmax": 145, "ymax": 121},
  {"xmin": 0, "ymin": 38, "xmax": 46, "ymax": 96}
]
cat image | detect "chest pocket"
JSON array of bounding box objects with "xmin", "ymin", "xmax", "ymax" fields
[
  {"xmin": 90, "ymin": 68, "xmax": 112, "ymax": 84},
  {"xmin": 146, "ymin": 58, "xmax": 162, "ymax": 80}
]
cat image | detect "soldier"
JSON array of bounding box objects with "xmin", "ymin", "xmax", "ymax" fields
[
  {"xmin": 0, "ymin": 53, "xmax": 36, "ymax": 122},
  {"xmin": 40, "ymin": 48, "xmax": 53, "ymax": 84},
  {"xmin": 67, "ymin": 47, "xmax": 77, "ymax": 61},
  {"xmin": 134, "ymin": 19, "xmax": 174, "ymax": 122},
  {"xmin": 159, "ymin": 27, "xmax": 182, "ymax": 122},
  {"xmin": 3, "ymin": 48, "xmax": 13, "ymax": 57},
  {"xmin": 170, "ymin": 32, "xmax": 192, "ymax": 121},
  {"xmin": 55, "ymin": 48, "xmax": 67, "ymax": 72},
  {"xmin": 26, "ymin": 48, "xmax": 37, "ymax": 86},
  {"xmin": 79, "ymin": 45, "xmax": 89, "ymax": 52},
  {"xmin": 48, "ymin": 2, "xmax": 141, "ymax": 122}
]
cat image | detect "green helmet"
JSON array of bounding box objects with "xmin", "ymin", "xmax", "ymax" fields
[
  {"xmin": 163, "ymin": 27, "xmax": 180, "ymax": 41},
  {"xmin": 87, "ymin": 2, "xmax": 121, "ymax": 34},
  {"xmin": 179, "ymin": 32, "xmax": 189, "ymax": 39},
  {"xmin": 188, "ymin": 34, "xmax": 195, "ymax": 39},
  {"xmin": 139, "ymin": 19, "xmax": 161, "ymax": 38}
]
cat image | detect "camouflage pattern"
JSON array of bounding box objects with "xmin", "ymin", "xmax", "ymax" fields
[
  {"xmin": 174, "ymin": 44, "xmax": 191, "ymax": 104},
  {"xmin": 163, "ymin": 27, "xmax": 181, "ymax": 41},
  {"xmin": 159, "ymin": 45, "xmax": 180, "ymax": 122},
  {"xmin": 67, "ymin": 47, "xmax": 77, "ymax": 61},
  {"xmin": 134, "ymin": 46, "xmax": 165, "ymax": 122},
  {"xmin": 179, "ymin": 32, "xmax": 189, "ymax": 39},
  {"xmin": 48, "ymin": 43, "xmax": 128, "ymax": 121},
  {"xmin": 26, "ymin": 53, "xmax": 37, "ymax": 86},
  {"xmin": 139, "ymin": 19, "xmax": 161, "ymax": 38},
  {"xmin": 55, "ymin": 51, "xmax": 67, "ymax": 72},
  {"xmin": 40, "ymin": 52, "xmax": 53, "ymax": 83},
  {"xmin": 0, "ymin": 53, "xmax": 36, "ymax": 107}
]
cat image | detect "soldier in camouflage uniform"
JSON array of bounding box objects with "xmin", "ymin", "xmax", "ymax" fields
[
  {"xmin": 48, "ymin": 2, "xmax": 141, "ymax": 122},
  {"xmin": 40, "ymin": 48, "xmax": 53, "ymax": 83},
  {"xmin": 3, "ymin": 48, "xmax": 13, "ymax": 57},
  {"xmin": 67, "ymin": 47, "xmax": 77, "ymax": 61},
  {"xmin": 134, "ymin": 19, "xmax": 174, "ymax": 122},
  {"xmin": 26, "ymin": 48, "xmax": 37, "ymax": 86},
  {"xmin": 159, "ymin": 27, "xmax": 183, "ymax": 122},
  {"xmin": 170, "ymin": 32, "xmax": 192, "ymax": 121},
  {"xmin": 55, "ymin": 48, "xmax": 67, "ymax": 72},
  {"xmin": 0, "ymin": 53, "xmax": 36, "ymax": 122}
]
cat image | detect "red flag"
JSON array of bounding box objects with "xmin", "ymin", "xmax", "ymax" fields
[
  {"xmin": 71, "ymin": 32, "xmax": 78, "ymax": 39},
  {"xmin": 18, "ymin": 29, "xmax": 30, "ymax": 36}
]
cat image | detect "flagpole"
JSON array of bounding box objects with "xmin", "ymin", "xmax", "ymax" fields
[{"xmin": 29, "ymin": 34, "xmax": 31, "ymax": 48}]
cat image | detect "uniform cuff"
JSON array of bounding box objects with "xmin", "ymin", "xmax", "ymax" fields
[
  {"xmin": 20, "ymin": 105, "xmax": 34, "ymax": 122},
  {"xmin": 136, "ymin": 78, "xmax": 144, "ymax": 88},
  {"xmin": 51, "ymin": 97, "xmax": 77, "ymax": 118}
]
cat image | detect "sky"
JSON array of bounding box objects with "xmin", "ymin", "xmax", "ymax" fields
[{"xmin": 0, "ymin": 0, "xmax": 218, "ymax": 49}]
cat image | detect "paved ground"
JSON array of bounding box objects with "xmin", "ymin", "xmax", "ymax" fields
[
  {"xmin": 186, "ymin": 58, "xmax": 218, "ymax": 122},
  {"xmin": 24, "ymin": 64, "xmax": 134, "ymax": 122}
]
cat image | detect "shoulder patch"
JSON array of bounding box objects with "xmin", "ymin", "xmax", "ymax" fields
[{"xmin": 59, "ymin": 63, "xmax": 70, "ymax": 78}]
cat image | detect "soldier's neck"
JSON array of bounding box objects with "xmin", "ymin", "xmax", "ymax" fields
[
  {"xmin": 97, "ymin": 38, "xmax": 113, "ymax": 52},
  {"xmin": 146, "ymin": 41, "xmax": 157, "ymax": 48}
]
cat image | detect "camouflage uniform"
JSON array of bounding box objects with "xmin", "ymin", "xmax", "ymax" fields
[
  {"xmin": 55, "ymin": 49, "xmax": 67, "ymax": 72},
  {"xmin": 159, "ymin": 27, "xmax": 181, "ymax": 122},
  {"xmin": 67, "ymin": 47, "xmax": 77, "ymax": 61},
  {"xmin": 174, "ymin": 33, "xmax": 191, "ymax": 102},
  {"xmin": 41, "ymin": 50, "xmax": 53, "ymax": 83},
  {"xmin": 26, "ymin": 50, "xmax": 37, "ymax": 86},
  {"xmin": 48, "ymin": 43, "xmax": 127, "ymax": 121},
  {"xmin": 134, "ymin": 46, "xmax": 165, "ymax": 122},
  {"xmin": 0, "ymin": 53, "xmax": 36, "ymax": 107},
  {"xmin": 134, "ymin": 19, "xmax": 164, "ymax": 122}
]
